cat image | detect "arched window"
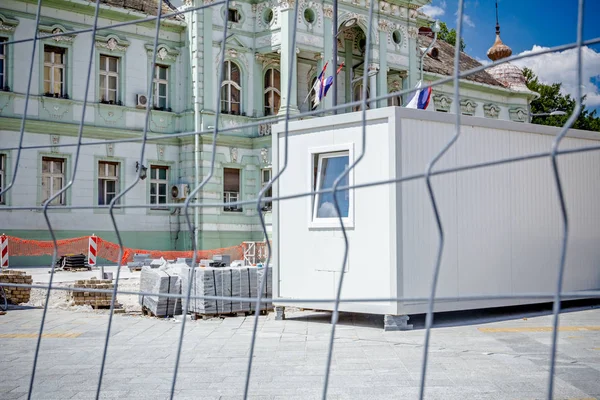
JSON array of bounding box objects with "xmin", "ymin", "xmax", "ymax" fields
[
  {"xmin": 264, "ymin": 68, "xmax": 280, "ymax": 116},
  {"xmin": 352, "ymin": 81, "xmax": 370, "ymax": 112},
  {"xmin": 221, "ymin": 61, "xmax": 241, "ymax": 115}
]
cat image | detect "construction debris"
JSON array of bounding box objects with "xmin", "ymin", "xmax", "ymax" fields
[
  {"xmin": 72, "ymin": 277, "xmax": 121, "ymax": 309},
  {"xmin": 139, "ymin": 265, "xmax": 182, "ymax": 317},
  {"xmin": 0, "ymin": 270, "xmax": 33, "ymax": 304},
  {"xmin": 55, "ymin": 254, "xmax": 91, "ymax": 272}
]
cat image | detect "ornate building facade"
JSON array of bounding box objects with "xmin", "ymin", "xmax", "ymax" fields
[{"xmin": 0, "ymin": 0, "xmax": 536, "ymax": 264}]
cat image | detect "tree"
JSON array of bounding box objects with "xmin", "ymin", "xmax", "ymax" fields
[
  {"xmin": 437, "ymin": 22, "xmax": 466, "ymax": 52},
  {"xmin": 523, "ymin": 67, "xmax": 600, "ymax": 132}
]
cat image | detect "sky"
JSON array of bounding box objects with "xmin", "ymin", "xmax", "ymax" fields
[{"xmin": 418, "ymin": 0, "xmax": 600, "ymax": 113}]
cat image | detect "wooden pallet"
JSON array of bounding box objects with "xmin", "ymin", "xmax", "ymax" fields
[
  {"xmin": 141, "ymin": 305, "xmax": 175, "ymax": 318},
  {"xmin": 189, "ymin": 309, "xmax": 271, "ymax": 320}
]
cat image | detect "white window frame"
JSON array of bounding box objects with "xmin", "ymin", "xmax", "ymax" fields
[
  {"xmin": 260, "ymin": 167, "xmax": 272, "ymax": 211},
  {"xmin": 153, "ymin": 64, "xmax": 169, "ymax": 109},
  {"xmin": 99, "ymin": 55, "xmax": 119, "ymax": 103},
  {"xmin": 221, "ymin": 60, "xmax": 242, "ymax": 115},
  {"xmin": 41, "ymin": 157, "xmax": 66, "ymax": 206},
  {"xmin": 0, "ymin": 37, "xmax": 6, "ymax": 90},
  {"xmin": 307, "ymin": 144, "xmax": 354, "ymax": 229},
  {"xmin": 223, "ymin": 167, "xmax": 243, "ymax": 212},
  {"xmin": 263, "ymin": 68, "xmax": 280, "ymax": 116},
  {"xmin": 98, "ymin": 161, "xmax": 119, "ymax": 205},
  {"xmin": 0, "ymin": 154, "xmax": 5, "ymax": 205},
  {"xmin": 149, "ymin": 165, "xmax": 169, "ymax": 209},
  {"xmin": 43, "ymin": 45, "xmax": 66, "ymax": 96}
]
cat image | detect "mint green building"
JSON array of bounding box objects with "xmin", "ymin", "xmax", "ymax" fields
[{"xmin": 0, "ymin": 0, "xmax": 535, "ymax": 265}]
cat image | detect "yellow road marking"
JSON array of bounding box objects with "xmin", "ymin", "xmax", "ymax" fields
[
  {"xmin": 478, "ymin": 326, "xmax": 600, "ymax": 333},
  {"xmin": 0, "ymin": 332, "xmax": 82, "ymax": 339}
]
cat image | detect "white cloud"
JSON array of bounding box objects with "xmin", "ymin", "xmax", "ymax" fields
[
  {"xmin": 419, "ymin": 5, "xmax": 446, "ymax": 18},
  {"xmin": 462, "ymin": 14, "xmax": 475, "ymax": 28},
  {"xmin": 512, "ymin": 45, "xmax": 600, "ymax": 109},
  {"xmin": 475, "ymin": 57, "xmax": 491, "ymax": 66}
]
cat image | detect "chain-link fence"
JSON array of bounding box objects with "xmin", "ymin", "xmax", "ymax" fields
[{"xmin": 0, "ymin": 0, "xmax": 599, "ymax": 399}]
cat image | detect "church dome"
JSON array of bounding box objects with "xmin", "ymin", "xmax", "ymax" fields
[{"xmin": 487, "ymin": 63, "xmax": 530, "ymax": 93}]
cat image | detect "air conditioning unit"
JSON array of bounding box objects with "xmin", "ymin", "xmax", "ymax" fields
[
  {"xmin": 136, "ymin": 94, "xmax": 148, "ymax": 108},
  {"xmin": 171, "ymin": 184, "xmax": 189, "ymax": 200}
]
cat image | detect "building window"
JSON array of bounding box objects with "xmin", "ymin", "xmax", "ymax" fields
[
  {"xmin": 0, "ymin": 38, "xmax": 6, "ymax": 90},
  {"xmin": 0, "ymin": 154, "xmax": 5, "ymax": 205},
  {"xmin": 352, "ymin": 81, "xmax": 370, "ymax": 112},
  {"xmin": 153, "ymin": 64, "xmax": 168, "ymax": 109},
  {"xmin": 99, "ymin": 55, "xmax": 119, "ymax": 103},
  {"xmin": 261, "ymin": 168, "xmax": 272, "ymax": 211},
  {"xmin": 43, "ymin": 45, "xmax": 66, "ymax": 96},
  {"xmin": 313, "ymin": 151, "xmax": 349, "ymax": 219},
  {"xmin": 221, "ymin": 61, "xmax": 241, "ymax": 115},
  {"xmin": 41, "ymin": 157, "xmax": 66, "ymax": 206},
  {"xmin": 223, "ymin": 168, "xmax": 242, "ymax": 212},
  {"xmin": 150, "ymin": 165, "xmax": 169, "ymax": 208},
  {"xmin": 227, "ymin": 8, "xmax": 240, "ymax": 23},
  {"xmin": 98, "ymin": 161, "xmax": 119, "ymax": 205},
  {"xmin": 264, "ymin": 68, "xmax": 280, "ymax": 116}
]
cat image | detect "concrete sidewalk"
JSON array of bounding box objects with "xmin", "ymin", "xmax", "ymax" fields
[{"xmin": 0, "ymin": 302, "xmax": 598, "ymax": 400}]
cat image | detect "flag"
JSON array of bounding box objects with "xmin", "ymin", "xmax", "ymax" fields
[
  {"xmin": 322, "ymin": 63, "xmax": 344, "ymax": 97},
  {"xmin": 405, "ymin": 80, "xmax": 432, "ymax": 110},
  {"xmin": 312, "ymin": 62, "xmax": 329, "ymax": 108}
]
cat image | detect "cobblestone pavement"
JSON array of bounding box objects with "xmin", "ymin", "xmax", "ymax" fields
[{"xmin": 0, "ymin": 302, "xmax": 599, "ymax": 400}]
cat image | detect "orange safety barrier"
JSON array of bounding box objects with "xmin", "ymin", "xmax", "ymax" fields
[{"xmin": 5, "ymin": 235, "xmax": 245, "ymax": 265}]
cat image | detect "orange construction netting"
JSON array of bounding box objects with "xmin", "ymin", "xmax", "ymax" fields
[{"xmin": 5, "ymin": 235, "xmax": 245, "ymax": 265}]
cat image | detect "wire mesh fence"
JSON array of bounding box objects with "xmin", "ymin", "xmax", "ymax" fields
[{"xmin": 0, "ymin": 0, "xmax": 598, "ymax": 399}]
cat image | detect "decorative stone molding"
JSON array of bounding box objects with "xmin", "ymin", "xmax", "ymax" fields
[
  {"xmin": 0, "ymin": 14, "xmax": 19, "ymax": 33},
  {"xmin": 106, "ymin": 143, "xmax": 115, "ymax": 157},
  {"xmin": 378, "ymin": 19, "xmax": 393, "ymax": 33},
  {"xmin": 145, "ymin": 44, "xmax": 180, "ymax": 62},
  {"xmin": 323, "ymin": 5, "xmax": 333, "ymax": 19},
  {"xmin": 217, "ymin": 49, "xmax": 249, "ymax": 70},
  {"xmin": 95, "ymin": 34, "xmax": 130, "ymax": 53},
  {"xmin": 203, "ymin": 0, "xmax": 214, "ymax": 4},
  {"xmin": 433, "ymin": 93, "xmax": 452, "ymax": 112},
  {"xmin": 256, "ymin": 1, "xmax": 278, "ymax": 30},
  {"xmin": 50, "ymin": 135, "xmax": 60, "ymax": 153},
  {"xmin": 39, "ymin": 24, "xmax": 76, "ymax": 42},
  {"xmin": 509, "ymin": 106, "xmax": 528, "ymax": 123},
  {"xmin": 483, "ymin": 103, "xmax": 501, "ymax": 119},
  {"xmin": 278, "ymin": 0, "xmax": 295, "ymax": 11},
  {"xmin": 314, "ymin": 52, "xmax": 324, "ymax": 60},
  {"xmin": 230, "ymin": 147, "xmax": 239, "ymax": 163},
  {"xmin": 260, "ymin": 148, "xmax": 269, "ymax": 164},
  {"xmin": 157, "ymin": 144, "xmax": 165, "ymax": 161},
  {"xmin": 338, "ymin": 12, "xmax": 379, "ymax": 45},
  {"xmin": 298, "ymin": 0, "xmax": 322, "ymax": 29},
  {"xmin": 460, "ymin": 99, "xmax": 478, "ymax": 116},
  {"xmin": 259, "ymin": 123, "xmax": 272, "ymax": 136},
  {"xmin": 368, "ymin": 63, "xmax": 379, "ymax": 72},
  {"xmin": 407, "ymin": 27, "xmax": 418, "ymax": 39}
]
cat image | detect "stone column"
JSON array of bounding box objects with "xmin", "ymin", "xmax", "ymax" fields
[
  {"xmin": 277, "ymin": 0, "xmax": 299, "ymax": 115},
  {"xmin": 322, "ymin": 5, "xmax": 334, "ymax": 113},
  {"xmin": 377, "ymin": 25, "xmax": 389, "ymax": 108},
  {"xmin": 344, "ymin": 38, "xmax": 353, "ymax": 113},
  {"xmin": 368, "ymin": 63, "xmax": 379, "ymax": 108},
  {"xmin": 203, "ymin": 0, "xmax": 214, "ymax": 112}
]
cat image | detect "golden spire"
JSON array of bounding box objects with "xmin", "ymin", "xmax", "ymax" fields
[{"xmin": 487, "ymin": 0, "xmax": 512, "ymax": 61}]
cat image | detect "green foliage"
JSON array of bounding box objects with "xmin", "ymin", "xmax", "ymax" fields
[
  {"xmin": 524, "ymin": 67, "xmax": 600, "ymax": 132},
  {"xmin": 437, "ymin": 22, "xmax": 466, "ymax": 52}
]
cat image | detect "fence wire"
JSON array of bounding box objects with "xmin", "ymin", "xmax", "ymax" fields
[{"xmin": 0, "ymin": 0, "xmax": 597, "ymax": 399}]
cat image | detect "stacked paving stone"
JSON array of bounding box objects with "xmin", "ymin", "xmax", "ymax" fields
[
  {"xmin": 72, "ymin": 277, "xmax": 115, "ymax": 308},
  {"xmin": 0, "ymin": 270, "xmax": 33, "ymax": 304},
  {"xmin": 139, "ymin": 265, "xmax": 182, "ymax": 317},
  {"xmin": 177, "ymin": 265, "xmax": 273, "ymax": 316}
]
